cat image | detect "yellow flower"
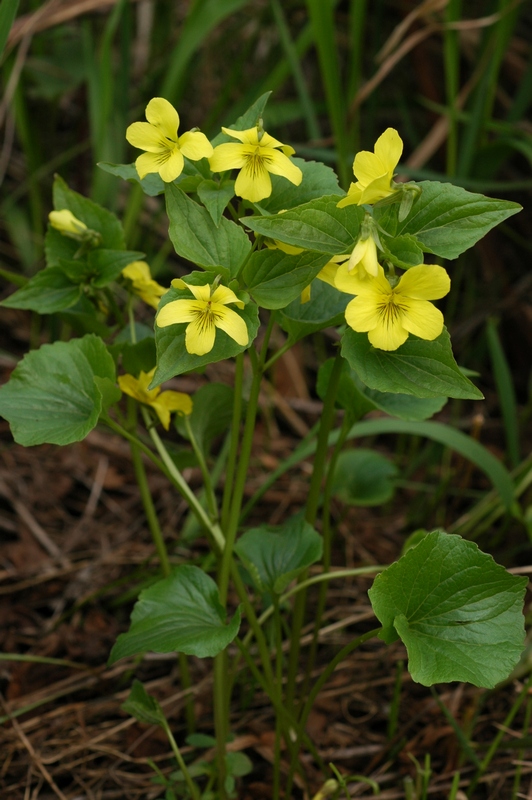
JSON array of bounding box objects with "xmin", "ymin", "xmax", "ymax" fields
[
  {"xmin": 336, "ymin": 264, "xmax": 450, "ymax": 351},
  {"xmin": 337, "ymin": 128, "xmax": 403, "ymax": 208},
  {"xmin": 209, "ymin": 125, "xmax": 303, "ymax": 202},
  {"xmin": 156, "ymin": 280, "xmax": 249, "ymax": 356},
  {"xmin": 122, "ymin": 261, "xmax": 167, "ymax": 309},
  {"xmin": 126, "ymin": 97, "xmax": 213, "ymax": 182},
  {"xmin": 118, "ymin": 368, "xmax": 192, "ymax": 430}
]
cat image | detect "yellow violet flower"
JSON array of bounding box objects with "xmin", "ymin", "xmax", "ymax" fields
[
  {"xmin": 156, "ymin": 280, "xmax": 248, "ymax": 356},
  {"xmin": 122, "ymin": 261, "xmax": 167, "ymax": 309},
  {"xmin": 334, "ymin": 234, "xmax": 380, "ymax": 285},
  {"xmin": 49, "ymin": 209, "xmax": 88, "ymax": 237},
  {"xmin": 126, "ymin": 97, "xmax": 213, "ymax": 182},
  {"xmin": 209, "ymin": 125, "xmax": 303, "ymax": 203},
  {"xmin": 337, "ymin": 128, "xmax": 403, "ymax": 208},
  {"xmin": 336, "ymin": 264, "xmax": 450, "ymax": 351},
  {"xmin": 118, "ymin": 368, "xmax": 192, "ymax": 430}
]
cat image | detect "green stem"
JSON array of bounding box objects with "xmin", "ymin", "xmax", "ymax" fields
[
  {"xmin": 262, "ymin": 336, "xmax": 296, "ymax": 373},
  {"xmin": 162, "ymin": 719, "xmax": 201, "ymax": 800},
  {"xmin": 285, "ymin": 350, "xmax": 344, "ymax": 709},
  {"xmin": 285, "ymin": 627, "xmax": 382, "ymax": 799},
  {"xmin": 184, "ymin": 415, "xmax": 219, "ymax": 522},
  {"xmin": 221, "ymin": 353, "xmax": 244, "ymax": 530},
  {"xmin": 272, "ymin": 596, "xmax": 283, "ymax": 800}
]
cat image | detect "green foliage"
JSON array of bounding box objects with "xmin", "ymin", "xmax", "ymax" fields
[
  {"xmin": 178, "ymin": 382, "xmax": 234, "ymax": 456},
  {"xmin": 275, "ymin": 279, "xmax": 349, "ymax": 340},
  {"xmin": 341, "ymin": 328, "xmax": 483, "ymax": 400},
  {"xmin": 331, "ymin": 449, "xmax": 398, "ymax": 506},
  {"xmin": 235, "ymin": 514, "xmax": 322, "ymax": 594},
  {"xmin": 121, "ymin": 679, "xmax": 166, "ymax": 727},
  {"xmin": 0, "ymin": 335, "xmax": 117, "ymax": 446},
  {"xmin": 242, "ymin": 248, "xmax": 331, "ymax": 309},
  {"xmin": 369, "ymin": 531, "xmax": 527, "ymax": 687},
  {"xmin": 108, "ymin": 565, "xmax": 242, "ymax": 663},
  {"xmin": 256, "ymin": 158, "xmax": 343, "ymax": 214},
  {"xmin": 166, "ymin": 184, "xmax": 251, "ymax": 280}
]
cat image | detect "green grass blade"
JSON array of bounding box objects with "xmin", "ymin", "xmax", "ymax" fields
[
  {"xmin": 305, "ymin": 0, "xmax": 349, "ymax": 186},
  {"xmin": 346, "ymin": 0, "xmax": 367, "ymax": 151},
  {"xmin": 0, "ymin": 0, "xmax": 18, "ymax": 61},
  {"xmin": 270, "ymin": 0, "xmax": 321, "ymax": 141},
  {"xmin": 486, "ymin": 317, "xmax": 520, "ymax": 468},
  {"xmin": 443, "ymin": 0, "xmax": 461, "ymax": 175}
]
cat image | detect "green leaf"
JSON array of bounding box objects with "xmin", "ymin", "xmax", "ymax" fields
[
  {"xmin": 0, "ymin": 0, "xmax": 19, "ymax": 62},
  {"xmin": 88, "ymin": 249, "xmax": 145, "ymax": 287},
  {"xmin": 153, "ymin": 272, "xmax": 259, "ymax": 383},
  {"xmin": 211, "ymin": 92, "xmax": 272, "ymax": 146},
  {"xmin": 51, "ymin": 174, "xmax": 126, "ymax": 251},
  {"xmin": 121, "ymin": 679, "xmax": 166, "ymax": 727},
  {"xmin": 245, "ymin": 196, "xmax": 364, "ymax": 254},
  {"xmin": 197, "ymin": 179, "xmax": 235, "ymax": 226},
  {"xmin": 368, "ymin": 531, "xmax": 527, "ymax": 687},
  {"xmin": 243, "ymin": 248, "xmax": 331, "ymax": 309},
  {"xmin": 387, "ymin": 181, "xmax": 521, "ymax": 259},
  {"xmin": 317, "ymin": 358, "xmax": 447, "ymax": 422},
  {"xmin": 382, "ymin": 233, "xmax": 424, "ymax": 269},
  {"xmin": 256, "ymin": 158, "xmax": 343, "ymax": 214},
  {"xmin": 1, "ymin": 267, "xmax": 81, "ymax": 313},
  {"xmin": 0, "ymin": 334, "xmax": 116, "ymax": 446},
  {"xmin": 341, "ymin": 328, "xmax": 483, "ymax": 400},
  {"xmin": 165, "ymin": 184, "xmax": 251, "ymax": 279},
  {"xmin": 234, "ymin": 514, "xmax": 322, "ymax": 595},
  {"xmin": 332, "ymin": 449, "xmax": 398, "ymax": 506},
  {"xmin": 98, "ymin": 161, "xmax": 165, "ymax": 196},
  {"xmin": 178, "ymin": 383, "xmax": 234, "ymax": 456},
  {"xmin": 276, "ymin": 278, "xmax": 349, "ymax": 340},
  {"xmin": 108, "ymin": 565, "xmax": 241, "ymax": 663}
]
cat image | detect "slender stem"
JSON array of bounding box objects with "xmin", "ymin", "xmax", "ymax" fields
[
  {"xmin": 144, "ymin": 411, "xmax": 225, "ymax": 552},
  {"xmin": 285, "ymin": 627, "xmax": 382, "ymax": 799},
  {"xmin": 262, "ymin": 336, "xmax": 296, "ymax": 373},
  {"xmin": 162, "ymin": 720, "xmax": 201, "ymax": 800},
  {"xmin": 184, "ymin": 415, "xmax": 219, "ymax": 522},
  {"xmin": 285, "ymin": 350, "xmax": 344, "ymax": 709},
  {"xmin": 221, "ymin": 353, "xmax": 244, "ymax": 530},
  {"xmin": 213, "ymin": 653, "xmax": 228, "ymax": 799},
  {"xmin": 272, "ymin": 597, "xmax": 283, "ymax": 800}
]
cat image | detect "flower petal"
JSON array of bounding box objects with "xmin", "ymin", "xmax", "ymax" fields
[
  {"xmin": 186, "ymin": 283, "xmax": 211, "ymax": 302},
  {"xmin": 156, "ymin": 299, "xmax": 198, "ymax": 327},
  {"xmin": 211, "ymin": 284, "xmax": 244, "ymax": 308},
  {"xmin": 353, "ymin": 150, "xmax": 387, "ymax": 185},
  {"xmin": 126, "ymin": 121, "xmax": 167, "ymax": 152},
  {"xmin": 122, "ymin": 261, "xmax": 151, "ymax": 282},
  {"xmin": 234, "ymin": 160, "xmax": 272, "ymax": 202},
  {"xmin": 261, "ymin": 149, "xmax": 302, "ymax": 186},
  {"xmin": 212, "ymin": 305, "xmax": 249, "ymax": 346},
  {"xmin": 335, "ymin": 263, "xmax": 389, "ymax": 296},
  {"xmin": 358, "ymin": 174, "xmax": 397, "ymax": 204},
  {"xmin": 135, "ymin": 152, "xmax": 166, "ymax": 179},
  {"xmin": 221, "ymin": 126, "xmax": 258, "ymax": 144},
  {"xmin": 153, "ymin": 391, "xmax": 193, "ymax": 428},
  {"xmin": 185, "ymin": 317, "xmax": 216, "ymax": 355},
  {"xmin": 145, "ymin": 97, "xmax": 179, "ymax": 140},
  {"xmin": 178, "ymin": 130, "xmax": 214, "ymax": 161},
  {"xmin": 316, "ymin": 261, "xmax": 340, "ymax": 287},
  {"xmin": 374, "ymin": 128, "xmax": 403, "ymax": 173},
  {"xmin": 397, "ymin": 265, "xmax": 450, "ymax": 300},
  {"xmin": 209, "ymin": 142, "xmax": 247, "ymax": 172},
  {"xmin": 158, "ymin": 148, "xmax": 185, "ymax": 182},
  {"xmin": 336, "ymin": 183, "xmax": 363, "ymax": 208},
  {"xmin": 367, "ymin": 321, "xmax": 409, "ymax": 351},
  {"xmin": 344, "ymin": 296, "xmax": 382, "ymax": 332},
  {"xmin": 400, "ymin": 298, "xmax": 444, "ymax": 340}
]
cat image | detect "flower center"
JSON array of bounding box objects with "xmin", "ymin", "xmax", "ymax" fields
[
  {"xmin": 191, "ymin": 300, "xmax": 223, "ymax": 333},
  {"xmin": 377, "ymin": 292, "xmax": 407, "ymax": 328}
]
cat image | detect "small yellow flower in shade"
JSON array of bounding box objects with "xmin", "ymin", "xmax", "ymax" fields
[
  {"xmin": 156, "ymin": 280, "xmax": 249, "ymax": 356},
  {"xmin": 126, "ymin": 97, "xmax": 213, "ymax": 182},
  {"xmin": 122, "ymin": 261, "xmax": 167, "ymax": 309},
  {"xmin": 118, "ymin": 368, "xmax": 192, "ymax": 430},
  {"xmin": 336, "ymin": 264, "xmax": 450, "ymax": 351},
  {"xmin": 209, "ymin": 125, "xmax": 303, "ymax": 203},
  {"xmin": 337, "ymin": 128, "xmax": 403, "ymax": 208},
  {"xmin": 334, "ymin": 234, "xmax": 380, "ymax": 285}
]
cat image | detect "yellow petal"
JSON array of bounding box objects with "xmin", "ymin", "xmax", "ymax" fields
[
  {"xmin": 156, "ymin": 299, "xmax": 198, "ymax": 327},
  {"xmin": 316, "ymin": 261, "xmax": 340, "ymax": 287},
  {"xmin": 49, "ymin": 209, "xmax": 87, "ymax": 234},
  {"xmin": 178, "ymin": 130, "xmax": 214, "ymax": 160},
  {"xmin": 221, "ymin": 126, "xmax": 258, "ymax": 144},
  {"xmin": 353, "ymin": 150, "xmax": 386, "ymax": 186},
  {"xmin": 367, "ymin": 321, "xmax": 409, "ymax": 351},
  {"xmin": 347, "ymin": 237, "xmax": 380, "ymax": 277},
  {"xmin": 335, "ymin": 263, "xmax": 389, "ymax": 297},
  {"xmin": 396, "ymin": 265, "xmax": 450, "ymax": 300},
  {"xmin": 211, "ymin": 284, "xmax": 244, "ymax": 308},
  {"xmin": 274, "ymin": 240, "xmax": 304, "ymax": 255},
  {"xmin": 185, "ymin": 317, "xmax": 216, "ymax": 355},
  {"xmin": 358, "ymin": 174, "xmax": 398, "ymax": 204},
  {"xmin": 259, "ymin": 130, "xmax": 288, "ymax": 150},
  {"xmin": 158, "ymin": 147, "xmax": 185, "ymax": 182},
  {"xmin": 374, "ymin": 128, "xmax": 403, "ymax": 173},
  {"xmin": 336, "ymin": 182, "xmax": 363, "ymax": 208},
  {"xmin": 153, "ymin": 391, "xmax": 193, "ymax": 428},
  {"xmin": 145, "ymin": 97, "xmax": 179, "ymax": 140},
  {"xmin": 122, "ymin": 261, "xmax": 151, "ymax": 282},
  {"xmin": 400, "ymin": 298, "xmax": 444, "ymax": 341},
  {"xmin": 135, "ymin": 151, "xmax": 166, "ymax": 180},
  {"xmin": 126, "ymin": 121, "xmax": 167, "ymax": 152},
  {"xmin": 212, "ymin": 305, "xmax": 249, "ymax": 346},
  {"xmin": 344, "ymin": 296, "xmax": 382, "ymax": 332},
  {"xmin": 186, "ymin": 283, "xmax": 212, "ymax": 302},
  {"xmin": 261, "ymin": 149, "xmax": 302, "ymax": 186},
  {"xmin": 209, "ymin": 142, "xmax": 247, "ymax": 172},
  {"xmin": 234, "ymin": 160, "xmax": 272, "ymax": 202},
  {"xmin": 301, "ymin": 284, "xmax": 311, "ymax": 303}
]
